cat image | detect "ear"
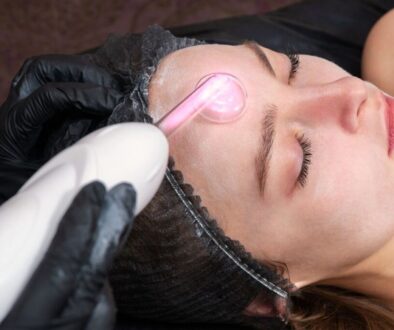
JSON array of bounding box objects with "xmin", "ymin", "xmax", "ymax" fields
[
  {"xmin": 243, "ymin": 292, "xmax": 287, "ymax": 318},
  {"xmin": 243, "ymin": 297, "xmax": 275, "ymax": 317}
]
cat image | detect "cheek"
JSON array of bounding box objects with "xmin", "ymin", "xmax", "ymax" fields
[{"xmin": 287, "ymin": 138, "xmax": 394, "ymax": 270}]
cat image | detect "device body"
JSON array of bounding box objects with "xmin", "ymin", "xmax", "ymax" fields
[{"xmin": 0, "ymin": 123, "xmax": 168, "ymax": 322}]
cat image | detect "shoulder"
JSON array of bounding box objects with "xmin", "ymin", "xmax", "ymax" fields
[{"xmin": 362, "ymin": 9, "xmax": 394, "ymax": 94}]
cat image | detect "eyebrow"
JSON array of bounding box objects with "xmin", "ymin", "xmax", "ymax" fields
[
  {"xmin": 243, "ymin": 41, "xmax": 278, "ymax": 196},
  {"xmin": 255, "ymin": 105, "xmax": 277, "ymax": 195},
  {"xmin": 243, "ymin": 41, "xmax": 276, "ymax": 77}
]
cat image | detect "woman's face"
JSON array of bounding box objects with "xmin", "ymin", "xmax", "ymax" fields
[{"xmin": 148, "ymin": 42, "xmax": 394, "ymax": 287}]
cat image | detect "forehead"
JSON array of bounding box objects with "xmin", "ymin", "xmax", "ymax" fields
[
  {"xmin": 154, "ymin": 43, "xmax": 273, "ymax": 82},
  {"xmin": 149, "ymin": 43, "xmax": 278, "ymax": 108}
]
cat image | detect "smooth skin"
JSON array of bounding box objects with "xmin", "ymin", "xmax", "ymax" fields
[
  {"xmin": 147, "ymin": 13, "xmax": 394, "ymax": 315},
  {"xmin": 362, "ymin": 9, "xmax": 394, "ymax": 96}
]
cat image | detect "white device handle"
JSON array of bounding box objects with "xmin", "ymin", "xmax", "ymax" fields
[{"xmin": 0, "ymin": 123, "xmax": 169, "ymax": 322}]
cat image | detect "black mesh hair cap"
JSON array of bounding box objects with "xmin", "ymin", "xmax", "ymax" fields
[{"xmin": 88, "ymin": 25, "xmax": 294, "ymax": 329}]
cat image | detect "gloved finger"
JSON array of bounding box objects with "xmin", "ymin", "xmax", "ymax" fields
[
  {"xmin": 10, "ymin": 54, "xmax": 122, "ymax": 102},
  {"xmin": 1, "ymin": 181, "xmax": 107, "ymax": 324},
  {"xmin": 10, "ymin": 82, "xmax": 123, "ymax": 136},
  {"xmin": 85, "ymin": 282, "xmax": 116, "ymax": 330},
  {"xmin": 61, "ymin": 183, "xmax": 136, "ymax": 318}
]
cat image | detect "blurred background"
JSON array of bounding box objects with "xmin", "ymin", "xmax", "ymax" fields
[{"xmin": 0, "ymin": 0, "xmax": 302, "ymax": 103}]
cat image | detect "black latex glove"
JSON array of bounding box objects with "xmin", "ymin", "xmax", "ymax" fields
[
  {"xmin": 0, "ymin": 55, "xmax": 123, "ymax": 203},
  {"xmin": 0, "ymin": 181, "xmax": 136, "ymax": 330}
]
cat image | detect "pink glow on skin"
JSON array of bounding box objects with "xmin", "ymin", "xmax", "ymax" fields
[{"xmin": 156, "ymin": 73, "xmax": 247, "ymax": 137}]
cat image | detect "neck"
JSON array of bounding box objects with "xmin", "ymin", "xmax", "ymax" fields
[{"xmin": 319, "ymin": 237, "xmax": 394, "ymax": 310}]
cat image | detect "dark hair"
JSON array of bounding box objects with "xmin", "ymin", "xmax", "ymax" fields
[
  {"xmin": 288, "ymin": 285, "xmax": 394, "ymax": 329},
  {"xmin": 109, "ymin": 161, "xmax": 293, "ymax": 329}
]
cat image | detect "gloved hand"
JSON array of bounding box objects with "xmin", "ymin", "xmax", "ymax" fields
[
  {"xmin": 0, "ymin": 54, "xmax": 124, "ymax": 203},
  {"xmin": 0, "ymin": 181, "xmax": 136, "ymax": 330}
]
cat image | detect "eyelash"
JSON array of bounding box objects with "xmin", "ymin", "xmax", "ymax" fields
[
  {"xmin": 295, "ymin": 133, "xmax": 312, "ymax": 188},
  {"xmin": 286, "ymin": 53, "xmax": 300, "ymax": 81}
]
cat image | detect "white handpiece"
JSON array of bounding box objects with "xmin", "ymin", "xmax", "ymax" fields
[{"xmin": 0, "ymin": 123, "xmax": 169, "ymax": 322}]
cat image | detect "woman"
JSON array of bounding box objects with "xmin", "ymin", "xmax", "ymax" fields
[
  {"xmin": 104, "ymin": 8, "xmax": 394, "ymax": 330},
  {"xmin": 0, "ymin": 1, "xmax": 388, "ymax": 329}
]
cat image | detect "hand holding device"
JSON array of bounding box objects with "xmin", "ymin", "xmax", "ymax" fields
[{"xmin": 0, "ymin": 54, "xmax": 123, "ymax": 203}]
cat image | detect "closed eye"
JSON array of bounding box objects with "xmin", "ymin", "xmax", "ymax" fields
[
  {"xmin": 295, "ymin": 133, "xmax": 312, "ymax": 188},
  {"xmin": 286, "ymin": 53, "xmax": 300, "ymax": 83}
]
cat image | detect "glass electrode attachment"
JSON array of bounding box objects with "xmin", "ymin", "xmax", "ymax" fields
[{"xmin": 156, "ymin": 73, "xmax": 247, "ymax": 137}]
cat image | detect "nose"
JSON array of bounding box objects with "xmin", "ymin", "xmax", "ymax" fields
[{"xmin": 289, "ymin": 76, "xmax": 368, "ymax": 133}]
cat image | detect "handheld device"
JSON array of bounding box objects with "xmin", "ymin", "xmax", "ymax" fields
[
  {"xmin": 0, "ymin": 123, "xmax": 169, "ymax": 322},
  {"xmin": 0, "ymin": 71, "xmax": 247, "ymax": 322}
]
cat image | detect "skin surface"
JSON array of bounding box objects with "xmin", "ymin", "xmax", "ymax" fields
[
  {"xmin": 148, "ymin": 33, "xmax": 394, "ymax": 313},
  {"xmin": 362, "ymin": 9, "xmax": 394, "ymax": 96}
]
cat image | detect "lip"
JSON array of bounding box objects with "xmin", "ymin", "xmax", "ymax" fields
[{"xmin": 383, "ymin": 93, "xmax": 394, "ymax": 156}]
